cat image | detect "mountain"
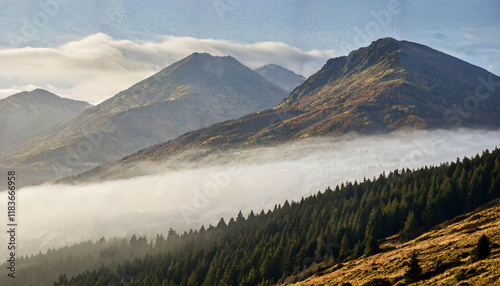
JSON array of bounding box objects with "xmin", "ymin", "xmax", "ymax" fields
[
  {"xmin": 0, "ymin": 89, "xmax": 91, "ymax": 151},
  {"xmin": 254, "ymin": 64, "xmax": 306, "ymax": 92},
  {"xmin": 67, "ymin": 37, "xmax": 500, "ymax": 183},
  {"xmin": 0, "ymin": 53, "xmax": 287, "ymax": 186}
]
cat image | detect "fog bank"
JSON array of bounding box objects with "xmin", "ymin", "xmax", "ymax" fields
[{"xmin": 0, "ymin": 128, "xmax": 499, "ymax": 260}]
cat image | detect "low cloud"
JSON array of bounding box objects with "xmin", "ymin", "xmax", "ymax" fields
[
  {"xmin": 0, "ymin": 128, "xmax": 499, "ymax": 260},
  {"xmin": 0, "ymin": 33, "xmax": 337, "ymax": 104}
]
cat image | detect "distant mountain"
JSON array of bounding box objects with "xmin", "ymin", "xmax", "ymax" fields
[
  {"xmin": 0, "ymin": 53, "xmax": 287, "ymax": 186},
  {"xmin": 67, "ymin": 38, "xmax": 500, "ymax": 183},
  {"xmin": 0, "ymin": 89, "xmax": 91, "ymax": 151},
  {"xmin": 254, "ymin": 64, "xmax": 306, "ymax": 92}
]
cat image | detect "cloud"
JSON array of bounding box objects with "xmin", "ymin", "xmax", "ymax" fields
[
  {"xmin": 0, "ymin": 33, "xmax": 337, "ymax": 104},
  {"xmin": 0, "ymin": 128, "xmax": 498, "ymax": 260}
]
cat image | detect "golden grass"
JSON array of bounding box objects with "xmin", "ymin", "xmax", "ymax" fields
[{"xmin": 285, "ymin": 201, "xmax": 500, "ymax": 286}]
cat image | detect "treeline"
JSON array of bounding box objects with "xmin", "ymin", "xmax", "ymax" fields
[
  {"xmin": 62, "ymin": 148, "xmax": 500, "ymax": 285},
  {"xmin": 0, "ymin": 236, "xmax": 153, "ymax": 286},
  {"xmin": 3, "ymin": 148, "xmax": 500, "ymax": 286}
]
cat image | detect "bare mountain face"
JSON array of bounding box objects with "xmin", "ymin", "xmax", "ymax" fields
[
  {"xmin": 0, "ymin": 89, "xmax": 91, "ymax": 151},
  {"xmin": 66, "ymin": 38, "xmax": 500, "ymax": 184},
  {"xmin": 254, "ymin": 64, "xmax": 306, "ymax": 92},
  {"xmin": 0, "ymin": 53, "xmax": 287, "ymax": 186}
]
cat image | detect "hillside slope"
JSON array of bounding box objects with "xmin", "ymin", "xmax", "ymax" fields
[{"xmin": 292, "ymin": 200, "xmax": 500, "ymax": 285}]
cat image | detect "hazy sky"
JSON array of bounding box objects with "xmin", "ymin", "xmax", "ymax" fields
[{"xmin": 0, "ymin": 0, "xmax": 499, "ymax": 103}]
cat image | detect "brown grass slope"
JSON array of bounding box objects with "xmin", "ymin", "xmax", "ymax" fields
[{"xmin": 288, "ymin": 200, "xmax": 500, "ymax": 286}]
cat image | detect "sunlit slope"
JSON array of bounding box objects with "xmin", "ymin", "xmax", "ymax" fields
[
  {"xmin": 292, "ymin": 200, "xmax": 500, "ymax": 285},
  {"xmin": 68, "ymin": 37, "xmax": 500, "ymax": 183}
]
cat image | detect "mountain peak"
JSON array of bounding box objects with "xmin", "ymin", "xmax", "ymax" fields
[
  {"xmin": 261, "ymin": 64, "xmax": 285, "ymax": 69},
  {"xmin": 348, "ymin": 37, "xmax": 400, "ymax": 55},
  {"xmin": 189, "ymin": 52, "xmax": 211, "ymax": 58},
  {"xmin": 0, "ymin": 89, "xmax": 91, "ymax": 152},
  {"xmin": 0, "ymin": 51, "xmax": 287, "ymax": 185},
  {"xmin": 64, "ymin": 39, "xmax": 500, "ymax": 183},
  {"xmin": 187, "ymin": 52, "xmax": 235, "ymax": 61},
  {"xmin": 276, "ymin": 37, "xmax": 500, "ymax": 131},
  {"xmin": 32, "ymin": 88, "xmax": 52, "ymax": 93},
  {"xmin": 6, "ymin": 88, "xmax": 61, "ymax": 102},
  {"xmin": 254, "ymin": 64, "xmax": 306, "ymax": 92},
  {"xmin": 345, "ymin": 37, "xmax": 402, "ymax": 68},
  {"xmin": 372, "ymin": 36, "xmax": 399, "ymax": 44}
]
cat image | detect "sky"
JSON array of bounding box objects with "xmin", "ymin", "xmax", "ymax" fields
[{"xmin": 0, "ymin": 0, "xmax": 499, "ymax": 104}]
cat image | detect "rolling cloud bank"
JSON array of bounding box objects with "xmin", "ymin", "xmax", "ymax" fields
[
  {"xmin": 0, "ymin": 33, "xmax": 336, "ymax": 104},
  {"xmin": 0, "ymin": 128, "xmax": 499, "ymax": 260}
]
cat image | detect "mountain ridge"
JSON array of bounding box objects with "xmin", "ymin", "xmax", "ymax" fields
[
  {"xmin": 0, "ymin": 89, "xmax": 91, "ymax": 152},
  {"xmin": 63, "ymin": 37, "xmax": 500, "ymax": 183},
  {"xmin": 0, "ymin": 53, "xmax": 287, "ymax": 186}
]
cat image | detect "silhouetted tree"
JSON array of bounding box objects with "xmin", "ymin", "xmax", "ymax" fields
[
  {"xmin": 404, "ymin": 250, "xmax": 422, "ymax": 282},
  {"xmin": 471, "ymin": 234, "xmax": 491, "ymax": 261}
]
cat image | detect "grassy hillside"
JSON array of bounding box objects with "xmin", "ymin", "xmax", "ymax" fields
[{"xmin": 291, "ymin": 200, "xmax": 500, "ymax": 285}]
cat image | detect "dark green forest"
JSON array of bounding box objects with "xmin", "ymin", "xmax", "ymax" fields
[{"xmin": 3, "ymin": 148, "xmax": 500, "ymax": 286}]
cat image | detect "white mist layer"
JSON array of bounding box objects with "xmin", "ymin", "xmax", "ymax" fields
[{"xmin": 0, "ymin": 128, "xmax": 499, "ymax": 260}]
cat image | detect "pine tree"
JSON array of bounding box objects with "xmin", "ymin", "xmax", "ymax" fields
[
  {"xmin": 404, "ymin": 250, "xmax": 422, "ymax": 282},
  {"xmin": 363, "ymin": 208, "xmax": 381, "ymax": 256},
  {"xmin": 471, "ymin": 234, "xmax": 491, "ymax": 261},
  {"xmin": 260, "ymin": 252, "xmax": 272, "ymax": 281},
  {"xmin": 54, "ymin": 274, "xmax": 68, "ymax": 285},
  {"xmin": 217, "ymin": 217, "xmax": 227, "ymax": 229},
  {"xmin": 363, "ymin": 231, "xmax": 378, "ymax": 257},
  {"xmin": 339, "ymin": 233, "xmax": 350, "ymax": 260},
  {"xmin": 236, "ymin": 211, "xmax": 245, "ymax": 223},
  {"xmin": 400, "ymin": 210, "xmax": 419, "ymax": 242}
]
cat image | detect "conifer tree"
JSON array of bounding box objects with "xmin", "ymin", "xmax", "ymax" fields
[
  {"xmin": 236, "ymin": 211, "xmax": 245, "ymax": 223},
  {"xmin": 400, "ymin": 210, "xmax": 419, "ymax": 242},
  {"xmin": 363, "ymin": 208, "xmax": 381, "ymax": 256},
  {"xmin": 339, "ymin": 233, "xmax": 350, "ymax": 260},
  {"xmin": 404, "ymin": 250, "xmax": 422, "ymax": 282},
  {"xmin": 471, "ymin": 234, "xmax": 491, "ymax": 261}
]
